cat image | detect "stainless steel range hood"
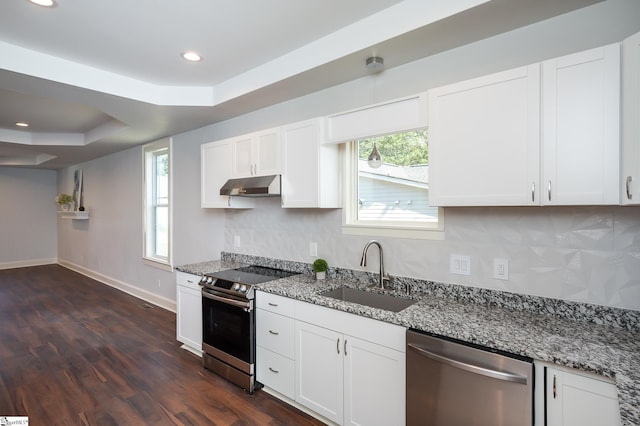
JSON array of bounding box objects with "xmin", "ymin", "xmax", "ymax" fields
[{"xmin": 219, "ymin": 175, "xmax": 281, "ymax": 197}]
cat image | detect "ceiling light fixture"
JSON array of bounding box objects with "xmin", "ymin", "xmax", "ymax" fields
[
  {"xmin": 366, "ymin": 56, "xmax": 384, "ymax": 73},
  {"xmin": 182, "ymin": 51, "xmax": 202, "ymax": 62},
  {"xmin": 28, "ymin": 0, "xmax": 56, "ymax": 7},
  {"xmin": 16, "ymin": 122, "xmax": 29, "ymax": 127},
  {"xmin": 367, "ymin": 143, "xmax": 382, "ymax": 168}
]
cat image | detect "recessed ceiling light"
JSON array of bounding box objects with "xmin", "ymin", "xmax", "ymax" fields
[
  {"xmin": 16, "ymin": 122, "xmax": 29, "ymax": 127},
  {"xmin": 29, "ymin": 0, "xmax": 56, "ymax": 7},
  {"xmin": 182, "ymin": 51, "xmax": 202, "ymax": 62}
]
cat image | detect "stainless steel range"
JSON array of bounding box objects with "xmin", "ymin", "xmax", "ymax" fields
[{"xmin": 199, "ymin": 265, "xmax": 299, "ymax": 393}]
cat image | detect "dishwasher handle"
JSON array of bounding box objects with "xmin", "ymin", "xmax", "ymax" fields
[{"xmin": 408, "ymin": 343, "xmax": 529, "ymax": 385}]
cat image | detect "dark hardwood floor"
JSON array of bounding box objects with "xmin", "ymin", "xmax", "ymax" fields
[{"xmin": 0, "ymin": 265, "xmax": 325, "ymax": 425}]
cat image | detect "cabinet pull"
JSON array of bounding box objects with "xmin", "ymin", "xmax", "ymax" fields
[
  {"xmin": 268, "ymin": 302, "xmax": 278, "ymax": 307},
  {"xmin": 531, "ymin": 182, "xmax": 535, "ymax": 203},
  {"xmin": 548, "ymin": 181, "xmax": 552, "ymax": 202},
  {"xmin": 269, "ymin": 367, "xmax": 279, "ymax": 374},
  {"xmin": 344, "ymin": 339, "xmax": 348, "ymax": 356},
  {"xmin": 337, "ymin": 338, "xmax": 340, "ymax": 354},
  {"xmin": 553, "ymin": 374, "xmax": 557, "ymax": 399},
  {"xmin": 268, "ymin": 330, "xmax": 279, "ymax": 335},
  {"xmin": 627, "ymin": 176, "xmax": 633, "ymax": 200}
]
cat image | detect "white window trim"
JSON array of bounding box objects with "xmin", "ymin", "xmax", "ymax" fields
[
  {"xmin": 342, "ymin": 140, "xmax": 444, "ymax": 241},
  {"xmin": 143, "ymin": 138, "xmax": 173, "ymax": 270}
]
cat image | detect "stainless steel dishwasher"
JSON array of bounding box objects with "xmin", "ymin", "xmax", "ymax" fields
[{"xmin": 406, "ymin": 329, "xmax": 534, "ymax": 426}]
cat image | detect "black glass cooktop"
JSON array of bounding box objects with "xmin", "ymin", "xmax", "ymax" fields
[{"xmin": 208, "ymin": 265, "xmax": 299, "ymax": 285}]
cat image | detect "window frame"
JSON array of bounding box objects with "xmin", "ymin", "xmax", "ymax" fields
[
  {"xmin": 342, "ymin": 133, "xmax": 444, "ymax": 240},
  {"xmin": 143, "ymin": 138, "xmax": 172, "ymax": 270}
]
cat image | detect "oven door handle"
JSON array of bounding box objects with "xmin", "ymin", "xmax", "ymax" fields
[{"xmin": 202, "ymin": 289, "xmax": 252, "ymax": 310}]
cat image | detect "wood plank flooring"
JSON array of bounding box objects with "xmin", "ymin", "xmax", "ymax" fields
[{"xmin": 0, "ymin": 265, "xmax": 325, "ymax": 425}]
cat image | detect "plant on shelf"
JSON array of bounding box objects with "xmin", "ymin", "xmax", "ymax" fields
[
  {"xmin": 312, "ymin": 258, "xmax": 328, "ymax": 280},
  {"xmin": 55, "ymin": 193, "xmax": 74, "ymax": 211}
]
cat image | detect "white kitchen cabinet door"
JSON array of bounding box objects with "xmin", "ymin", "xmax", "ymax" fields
[
  {"xmin": 201, "ymin": 140, "xmax": 254, "ymax": 209},
  {"xmin": 343, "ymin": 336, "xmax": 405, "ymax": 426},
  {"xmin": 232, "ymin": 128, "xmax": 282, "ymax": 178},
  {"xmin": 622, "ymin": 32, "xmax": 640, "ymax": 205},
  {"xmin": 281, "ymin": 118, "xmax": 341, "ymax": 208},
  {"xmin": 176, "ymin": 272, "xmax": 202, "ymax": 355},
  {"xmin": 295, "ymin": 321, "xmax": 344, "ymax": 425},
  {"xmin": 428, "ymin": 64, "xmax": 541, "ymax": 206},
  {"xmin": 546, "ymin": 367, "xmax": 621, "ymax": 426},
  {"xmin": 542, "ymin": 44, "xmax": 621, "ymax": 205}
]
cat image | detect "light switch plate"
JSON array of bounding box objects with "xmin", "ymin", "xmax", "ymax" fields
[{"xmin": 450, "ymin": 254, "xmax": 471, "ymax": 276}]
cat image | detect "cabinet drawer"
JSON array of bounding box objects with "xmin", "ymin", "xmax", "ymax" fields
[
  {"xmin": 256, "ymin": 346, "xmax": 295, "ymax": 399},
  {"xmin": 176, "ymin": 271, "xmax": 201, "ymax": 290},
  {"xmin": 257, "ymin": 309, "xmax": 294, "ymax": 358},
  {"xmin": 256, "ymin": 291, "xmax": 295, "ymax": 317}
]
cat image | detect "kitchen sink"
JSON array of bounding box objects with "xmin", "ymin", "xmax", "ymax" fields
[{"xmin": 320, "ymin": 287, "xmax": 416, "ymax": 312}]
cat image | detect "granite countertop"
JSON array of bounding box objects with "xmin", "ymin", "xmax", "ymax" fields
[{"xmin": 176, "ymin": 260, "xmax": 640, "ymax": 425}]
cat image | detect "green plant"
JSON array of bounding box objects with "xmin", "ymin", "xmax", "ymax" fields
[
  {"xmin": 312, "ymin": 258, "xmax": 328, "ymax": 273},
  {"xmin": 55, "ymin": 193, "xmax": 74, "ymax": 205}
]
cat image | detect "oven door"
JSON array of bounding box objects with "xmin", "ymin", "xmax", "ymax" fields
[{"xmin": 201, "ymin": 288, "xmax": 255, "ymax": 373}]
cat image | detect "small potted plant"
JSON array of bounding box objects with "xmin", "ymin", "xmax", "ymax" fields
[
  {"xmin": 312, "ymin": 258, "xmax": 328, "ymax": 280},
  {"xmin": 55, "ymin": 193, "xmax": 74, "ymax": 211}
]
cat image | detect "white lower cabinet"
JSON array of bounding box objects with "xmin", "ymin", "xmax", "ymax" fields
[
  {"xmin": 295, "ymin": 301, "xmax": 406, "ymax": 426},
  {"xmin": 255, "ymin": 291, "xmax": 406, "ymax": 426},
  {"xmin": 535, "ymin": 362, "xmax": 621, "ymax": 426},
  {"xmin": 256, "ymin": 292, "xmax": 296, "ymax": 399},
  {"xmin": 175, "ymin": 272, "xmax": 202, "ymax": 355}
]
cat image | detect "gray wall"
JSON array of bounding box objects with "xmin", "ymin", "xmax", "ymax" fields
[
  {"xmin": 52, "ymin": 0, "xmax": 640, "ymax": 311},
  {"xmin": 0, "ymin": 167, "xmax": 57, "ymax": 268}
]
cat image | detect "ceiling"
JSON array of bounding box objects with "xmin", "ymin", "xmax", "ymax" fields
[{"xmin": 0, "ymin": 0, "xmax": 614, "ymax": 169}]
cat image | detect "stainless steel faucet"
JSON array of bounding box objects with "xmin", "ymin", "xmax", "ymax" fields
[{"xmin": 360, "ymin": 240, "xmax": 390, "ymax": 289}]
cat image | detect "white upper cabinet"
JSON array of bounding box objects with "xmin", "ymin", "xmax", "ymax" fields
[
  {"xmin": 622, "ymin": 32, "xmax": 640, "ymax": 205},
  {"xmin": 281, "ymin": 118, "xmax": 341, "ymax": 208},
  {"xmin": 429, "ymin": 43, "xmax": 621, "ymax": 206},
  {"xmin": 429, "ymin": 64, "xmax": 541, "ymax": 206},
  {"xmin": 542, "ymin": 44, "xmax": 620, "ymax": 205},
  {"xmin": 201, "ymin": 139, "xmax": 254, "ymax": 209},
  {"xmin": 232, "ymin": 127, "xmax": 282, "ymax": 178}
]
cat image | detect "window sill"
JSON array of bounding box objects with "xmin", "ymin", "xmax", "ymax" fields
[
  {"xmin": 342, "ymin": 224, "xmax": 444, "ymax": 240},
  {"xmin": 143, "ymin": 257, "xmax": 173, "ymax": 272}
]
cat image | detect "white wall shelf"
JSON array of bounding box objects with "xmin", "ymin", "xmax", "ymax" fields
[{"xmin": 57, "ymin": 211, "xmax": 89, "ymax": 220}]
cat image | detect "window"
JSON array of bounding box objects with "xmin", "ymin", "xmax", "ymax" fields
[
  {"xmin": 143, "ymin": 139, "xmax": 171, "ymax": 268},
  {"xmin": 344, "ymin": 129, "xmax": 443, "ymax": 238}
]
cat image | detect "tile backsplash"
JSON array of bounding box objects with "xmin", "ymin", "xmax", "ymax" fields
[{"xmin": 224, "ymin": 198, "xmax": 640, "ymax": 312}]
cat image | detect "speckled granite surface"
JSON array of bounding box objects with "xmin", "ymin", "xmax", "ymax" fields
[{"xmin": 176, "ymin": 255, "xmax": 640, "ymax": 426}]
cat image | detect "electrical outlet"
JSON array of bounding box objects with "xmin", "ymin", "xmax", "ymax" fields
[
  {"xmin": 234, "ymin": 235, "xmax": 241, "ymax": 247},
  {"xmin": 450, "ymin": 254, "xmax": 471, "ymax": 276},
  {"xmin": 493, "ymin": 258, "xmax": 509, "ymax": 280},
  {"xmin": 309, "ymin": 242, "xmax": 318, "ymax": 257}
]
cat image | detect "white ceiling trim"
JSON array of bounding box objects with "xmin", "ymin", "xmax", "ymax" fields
[
  {"xmin": 1, "ymin": 0, "xmax": 488, "ymax": 108},
  {"xmin": 0, "ymin": 119, "xmax": 126, "ymax": 146},
  {"xmin": 213, "ymin": 0, "xmax": 490, "ymax": 105}
]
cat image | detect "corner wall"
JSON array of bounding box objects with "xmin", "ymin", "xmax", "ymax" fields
[{"xmin": 0, "ymin": 167, "xmax": 57, "ymax": 269}]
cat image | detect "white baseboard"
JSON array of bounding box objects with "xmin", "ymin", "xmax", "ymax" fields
[
  {"xmin": 0, "ymin": 258, "xmax": 57, "ymax": 270},
  {"xmin": 57, "ymin": 259, "xmax": 177, "ymax": 312}
]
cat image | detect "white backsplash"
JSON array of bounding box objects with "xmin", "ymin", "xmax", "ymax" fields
[{"xmin": 224, "ymin": 198, "xmax": 640, "ymax": 311}]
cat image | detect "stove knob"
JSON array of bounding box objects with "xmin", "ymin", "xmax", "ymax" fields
[
  {"xmin": 239, "ymin": 285, "xmax": 247, "ymax": 293},
  {"xmin": 200, "ymin": 276, "xmax": 207, "ymax": 284},
  {"xmin": 206, "ymin": 277, "xmax": 213, "ymax": 284},
  {"xmin": 233, "ymin": 283, "xmax": 241, "ymax": 291}
]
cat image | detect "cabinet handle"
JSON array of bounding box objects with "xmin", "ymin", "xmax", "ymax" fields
[
  {"xmin": 268, "ymin": 330, "xmax": 279, "ymax": 335},
  {"xmin": 553, "ymin": 374, "xmax": 557, "ymax": 399},
  {"xmin": 269, "ymin": 367, "xmax": 279, "ymax": 374},
  {"xmin": 344, "ymin": 339, "xmax": 348, "ymax": 356},
  {"xmin": 531, "ymin": 182, "xmax": 535, "ymax": 203},
  {"xmin": 337, "ymin": 338, "xmax": 340, "ymax": 354},
  {"xmin": 268, "ymin": 302, "xmax": 278, "ymax": 307},
  {"xmin": 627, "ymin": 176, "xmax": 633, "ymax": 200},
  {"xmin": 186, "ymin": 280, "xmax": 194, "ymax": 284},
  {"xmin": 548, "ymin": 181, "xmax": 552, "ymax": 202}
]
